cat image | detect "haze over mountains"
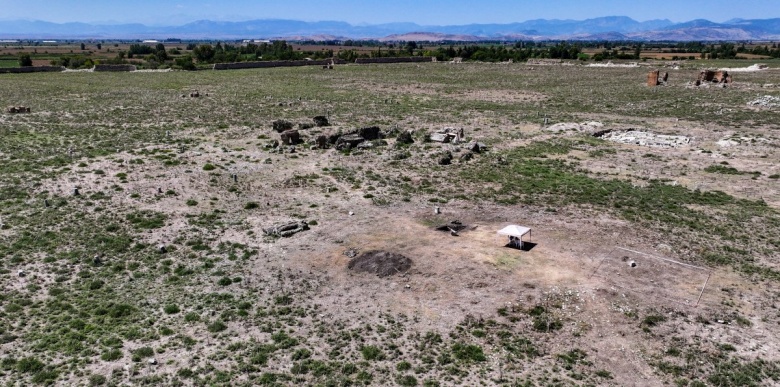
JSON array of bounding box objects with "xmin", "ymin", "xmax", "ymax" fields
[{"xmin": 1, "ymin": 16, "xmax": 779, "ymax": 41}]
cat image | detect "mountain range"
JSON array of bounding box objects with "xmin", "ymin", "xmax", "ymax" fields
[{"xmin": 1, "ymin": 16, "xmax": 779, "ymax": 41}]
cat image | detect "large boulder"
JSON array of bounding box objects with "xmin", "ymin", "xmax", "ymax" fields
[
  {"xmin": 272, "ymin": 120, "xmax": 294, "ymax": 133},
  {"xmin": 280, "ymin": 130, "xmax": 301, "ymax": 145},
  {"xmin": 336, "ymin": 134, "xmax": 366, "ymax": 150},
  {"xmin": 313, "ymin": 116, "xmax": 330, "ymax": 127},
  {"xmin": 358, "ymin": 126, "xmax": 382, "ymax": 140}
]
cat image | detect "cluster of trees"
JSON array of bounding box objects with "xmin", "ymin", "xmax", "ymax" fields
[
  {"xmin": 127, "ymin": 43, "xmax": 169, "ymax": 62},
  {"xmin": 740, "ymin": 44, "xmax": 780, "ymax": 58},
  {"xmin": 428, "ymin": 42, "xmax": 585, "ymax": 62}
]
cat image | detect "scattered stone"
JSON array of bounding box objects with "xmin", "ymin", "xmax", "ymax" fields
[
  {"xmin": 17, "ymin": 270, "xmax": 26, "ymax": 277},
  {"xmin": 396, "ymin": 131, "xmax": 415, "ymax": 145},
  {"xmin": 747, "ymin": 95, "xmax": 780, "ymax": 108},
  {"xmin": 467, "ymin": 141, "xmax": 488, "ymax": 153},
  {"xmin": 263, "ymin": 221, "xmax": 309, "ymax": 238},
  {"xmin": 347, "ymin": 250, "xmax": 412, "ymax": 277},
  {"xmin": 596, "ymin": 129, "xmax": 690, "ymax": 148},
  {"xmin": 158, "ymin": 244, "xmax": 167, "ymax": 254},
  {"xmin": 438, "ymin": 151, "xmax": 453, "ymax": 165},
  {"xmin": 148, "ymin": 358, "xmax": 157, "ymax": 365}
]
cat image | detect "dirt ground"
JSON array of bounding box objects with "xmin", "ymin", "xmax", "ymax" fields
[{"xmin": 3, "ymin": 62, "xmax": 780, "ymax": 386}]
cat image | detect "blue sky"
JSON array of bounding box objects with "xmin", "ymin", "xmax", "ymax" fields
[{"xmin": 0, "ymin": 0, "xmax": 776, "ymax": 25}]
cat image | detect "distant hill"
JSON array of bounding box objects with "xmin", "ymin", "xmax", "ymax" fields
[{"xmin": 0, "ymin": 17, "xmax": 779, "ymax": 41}]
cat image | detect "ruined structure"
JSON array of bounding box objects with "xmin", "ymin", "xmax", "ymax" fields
[
  {"xmin": 696, "ymin": 70, "xmax": 732, "ymax": 85},
  {"xmin": 647, "ymin": 70, "xmax": 669, "ymax": 86},
  {"xmin": 214, "ymin": 59, "xmax": 346, "ymax": 70},
  {"xmin": 354, "ymin": 57, "xmax": 434, "ymax": 64},
  {"xmin": 430, "ymin": 127, "xmax": 464, "ymax": 143},
  {"xmin": 7, "ymin": 106, "xmax": 31, "ymax": 113},
  {"xmin": 93, "ymin": 64, "xmax": 137, "ymax": 72},
  {"xmin": 335, "ymin": 134, "xmax": 366, "ymax": 150}
]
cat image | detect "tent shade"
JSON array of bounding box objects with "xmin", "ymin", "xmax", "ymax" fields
[{"xmin": 497, "ymin": 225, "xmax": 531, "ymax": 238}]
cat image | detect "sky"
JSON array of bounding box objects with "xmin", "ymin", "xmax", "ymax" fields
[{"xmin": 0, "ymin": 0, "xmax": 777, "ymax": 25}]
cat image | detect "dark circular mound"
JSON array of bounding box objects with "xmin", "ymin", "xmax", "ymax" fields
[{"xmin": 347, "ymin": 250, "xmax": 412, "ymax": 277}]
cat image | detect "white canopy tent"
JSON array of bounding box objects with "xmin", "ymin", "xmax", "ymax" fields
[{"xmin": 497, "ymin": 225, "xmax": 531, "ymax": 248}]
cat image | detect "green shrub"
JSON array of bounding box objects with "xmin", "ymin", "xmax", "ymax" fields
[
  {"xmin": 360, "ymin": 345, "xmax": 385, "ymax": 361},
  {"xmin": 396, "ymin": 374, "xmax": 418, "ymax": 386},
  {"xmin": 164, "ymin": 304, "xmax": 180, "ymax": 314},
  {"xmin": 396, "ymin": 361, "xmax": 412, "ymax": 371},
  {"xmin": 89, "ymin": 374, "xmax": 107, "ymax": 386},
  {"xmin": 642, "ymin": 314, "xmax": 666, "ymax": 327},
  {"xmin": 186, "ymin": 199, "xmax": 198, "ymax": 206},
  {"xmin": 126, "ymin": 210, "xmax": 166, "ymax": 229},
  {"xmin": 203, "ymin": 163, "xmax": 216, "ymax": 171},
  {"xmin": 101, "ymin": 349, "xmax": 123, "ymax": 361},
  {"xmin": 133, "ymin": 347, "xmax": 154, "ymax": 358},
  {"xmin": 16, "ymin": 357, "xmax": 44, "ymax": 373},
  {"xmin": 207, "ymin": 320, "xmax": 228, "ymax": 333},
  {"xmin": 451, "ymin": 343, "xmax": 486, "ymax": 362},
  {"xmin": 292, "ymin": 348, "xmax": 312, "ymax": 361},
  {"xmin": 244, "ymin": 202, "xmax": 259, "ymax": 209},
  {"xmin": 217, "ymin": 277, "xmax": 233, "ymax": 286}
]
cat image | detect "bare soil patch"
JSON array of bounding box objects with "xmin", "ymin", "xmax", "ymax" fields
[{"xmin": 347, "ymin": 250, "xmax": 413, "ymax": 277}]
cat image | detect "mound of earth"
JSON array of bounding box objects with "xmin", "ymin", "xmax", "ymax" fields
[{"xmin": 347, "ymin": 250, "xmax": 412, "ymax": 277}]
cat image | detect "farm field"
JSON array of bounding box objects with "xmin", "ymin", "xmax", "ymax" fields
[{"xmin": 1, "ymin": 60, "xmax": 780, "ymax": 386}]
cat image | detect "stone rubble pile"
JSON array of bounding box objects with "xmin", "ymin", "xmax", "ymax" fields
[
  {"xmin": 747, "ymin": 95, "xmax": 780, "ymax": 108},
  {"xmin": 599, "ymin": 130, "xmax": 690, "ymax": 148}
]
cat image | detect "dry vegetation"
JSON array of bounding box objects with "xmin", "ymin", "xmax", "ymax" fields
[{"xmin": 1, "ymin": 60, "xmax": 780, "ymax": 386}]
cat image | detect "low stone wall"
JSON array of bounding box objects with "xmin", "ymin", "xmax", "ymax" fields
[
  {"xmin": 214, "ymin": 59, "xmax": 346, "ymax": 70},
  {"xmin": 94, "ymin": 64, "xmax": 137, "ymax": 72},
  {"xmin": 0, "ymin": 66, "xmax": 65, "ymax": 74},
  {"xmin": 354, "ymin": 57, "xmax": 433, "ymax": 64}
]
